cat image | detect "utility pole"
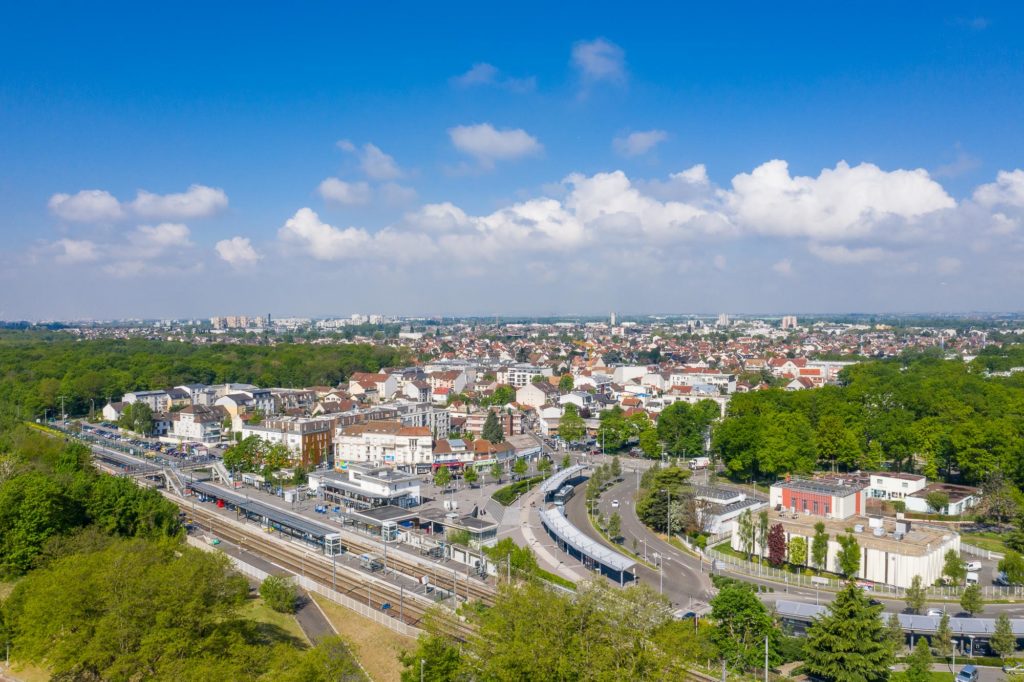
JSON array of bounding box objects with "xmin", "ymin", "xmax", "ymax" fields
[
  {"xmin": 58, "ymin": 395, "xmax": 67, "ymax": 421},
  {"xmin": 764, "ymin": 635, "xmax": 769, "ymax": 682}
]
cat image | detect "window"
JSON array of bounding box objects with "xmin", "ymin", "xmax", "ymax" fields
[{"xmin": 813, "ymin": 501, "xmax": 819, "ymax": 514}]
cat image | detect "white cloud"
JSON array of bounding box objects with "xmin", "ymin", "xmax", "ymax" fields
[
  {"xmin": 126, "ymin": 223, "xmax": 193, "ymax": 258},
  {"xmin": 278, "ymin": 208, "xmax": 371, "ymax": 260},
  {"xmin": 973, "ymin": 169, "xmax": 1024, "ymax": 208},
  {"xmin": 53, "ymin": 239, "xmax": 99, "ymax": 264},
  {"xmin": 215, "ymin": 236, "xmax": 261, "ymax": 267},
  {"xmin": 451, "ymin": 63, "xmax": 536, "ymax": 93},
  {"xmin": 336, "ymin": 141, "xmax": 405, "ymax": 180},
  {"xmin": 317, "ymin": 177, "xmax": 372, "ymax": 205},
  {"xmin": 613, "ymin": 130, "xmax": 668, "ymax": 157},
  {"xmin": 807, "ymin": 243, "xmax": 889, "ymax": 264},
  {"xmin": 772, "ymin": 259, "xmax": 794, "ymax": 276},
  {"xmin": 448, "ymin": 123, "xmax": 542, "ymax": 167},
  {"xmin": 729, "ymin": 160, "xmax": 955, "ymax": 241},
  {"xmin": 130, "ymin": 184, "xmax": 228, "ymax": 219},
  {"xmin": 49, "ymin": 185, "xmax": 227, "ymax": 223},
  {"xmin": 572, "ymin": 38, "xmax": 626, "ymax": 84},
  {"xmin": 48, "ymin": 190, "xmax": 124, "ymax": 222}
]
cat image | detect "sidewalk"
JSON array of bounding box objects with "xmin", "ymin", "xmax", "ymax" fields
[{"xmin": 500, "ymin": 484, "xmax": 593, "ymax": 583}]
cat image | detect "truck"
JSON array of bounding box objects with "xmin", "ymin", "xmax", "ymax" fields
[{"xmin": 688, "ymin": 457, "xmax": 711, "ymax": 470}]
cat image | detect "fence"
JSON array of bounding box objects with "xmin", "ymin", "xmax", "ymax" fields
[
  {"xmin": 706, "ymin": 545, "xmax": 1024, "ymax": 600},
  {"xmin": 187, "ymin": 536, "xmax": 422, "ymax": 638},
  {"xmin": 961, "ymin": 542, "xmax": 1005, "ymax": 561}
]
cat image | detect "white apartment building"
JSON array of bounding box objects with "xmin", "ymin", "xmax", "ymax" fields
[
  {"xmin": 170, "ymin": 405, "xmax": 223, "ymax": 444},
  {"xmin": 334, "ymin": 420, "xmax": 434, "ymax": 471},
  {"xmin": 123, "ymin": 390, "xmax": 171, "ymax": 412},
  {"xmin": 669, "ymin": 368, "xmax": 736, "ymax": 393},
  {"xmin": 865, "ymin": 472, "xmax": 927, "ymax": 501},
  {"xmin": 310, "ymin": 464, "xmax": 421, "ymax": 509},
  {"xmin": 501, "ymin": 364, "xmax": 551, "ymax": 388}
]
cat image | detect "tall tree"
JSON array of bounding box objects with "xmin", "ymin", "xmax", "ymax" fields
[
  {"xmin": 489, "ymin": 461, "xmax": 503, "ymax": 485},
  {"xmin": 885, "ymin": 612, "xmax": 905, "ymax": 655},
  {"xmin": 837, "ymin": 533, "xmax": 861, "ymax": 578},
  {"xmin": 991, "ymin": 613, "xmax": 1017, "ymax": 659},
  {"xmin": 463, "ymin": 465, "xmax": 478, "ymax": 487},
  {"xmin": 904, "ymin": 636, "xmax": 932, "ymax": 682},
  {"xmin": 710, "ymin": 582, "xmax": 778, "ymax": 672},
  {"xmin": 999, "ymin": 550, "xmax": 1024, "ymax": 584},
  {"xmin": 960, "ymin": 583, "xmax": 983, "ymax": 616},
  {"xmin": 433, "ymin": 465, "xmax": 452, "ymax": 490},
  {"xmin": 482, "ymin": 410, "xmax": 504, "ymax": 443},
  {"xmin": 559, "ymin": 404, "xmax": 585, "ymax": 443},
  {"xmin": 788, "ymin": 535, "xmax": 808, "ymax": 567},
  {"xmin": 738, "ymin": 509, "xmax": 755, "ymax": 560},
  {"xmin": 934, "ymin": 612, "xmax": 954, "ymax": 659},
  {"xmin": 812, "ymin": 522, "xmax": 830, "ymax": 572},
  {"xmin": 803, "ymin": 582, "xmax": 894, "ymax": 682},
  {"xmin": 943, "ymin": 549, "xmax": 967, "ymax": 585},
  {"xmin": 767, "ymin": 523, "xmax": 787, "ymax": 567},
  {"xmin": 558, "ymin": 374, "xmax": 574, "ymax": 393},
  {"xmin": 757, "ymin": 510, "xmax": 770, "ymax": 560},
  {"xmin": 904, "ymin": 575, "xmax": 927, "ymax": 614}
]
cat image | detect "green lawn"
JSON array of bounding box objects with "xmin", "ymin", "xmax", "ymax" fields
[
  {"xmin": 961, "ymin": 530, "xmax": 1008, "ymax": 554},
  {"xmin": 890, "ymin": 672, "xmax": 953, "ymax": 681},
  {"xmin": 238, "ymin": 595, "xmax": 309, "ymax": 645}
]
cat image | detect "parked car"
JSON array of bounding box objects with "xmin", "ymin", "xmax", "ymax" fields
[
  {"xmin": 611, "ymin": 500, "xmax": 619, "ymax": 509},
  {"xmin": 1004, "ymin": 663, "xmax": 1024, "ymax": 675},
  {"xmin": 926, "ymin": 608, "xmax": 944, "ymax": 617},
  {"xmin": 956, "ymin": 664, "xmax": 979, "ymax": 682},
  {"xmin": 965, "ymin": 560, "xmax": 982, "ymax": 572}
]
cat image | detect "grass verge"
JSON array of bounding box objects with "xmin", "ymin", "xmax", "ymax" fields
[
  {"xmin": 239, "ymin": 595, "xmax": 309, "ymax": 645},
  {"xmin": 536, "ymin": 567, "xmax": 576, "ymax": 590},
  {"xmin": 312, "ymin": 593, "xmax": 414, "ymax": 682}
]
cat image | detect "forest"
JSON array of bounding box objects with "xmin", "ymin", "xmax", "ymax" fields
[
  {"xmin": 0, "ymin": 332, "xmax": 407, "ymax": 418},
  {"xmin": 712, "ymin": 348, "xmax": 1024, "ymax": 485}
]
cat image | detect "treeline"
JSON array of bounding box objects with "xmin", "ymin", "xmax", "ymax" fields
[
  {"xmin": 0, "ymin": 332, "xmax": 407, "ymax": 418},
  {"xmin": 713, "ymin": 349, "xmax": 1024, "ymax": 484}
]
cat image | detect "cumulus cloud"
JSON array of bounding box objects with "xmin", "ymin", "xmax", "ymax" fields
[
  {"xmin": 729, "ymin": 160, "xmax": 955, "ymax": 241},
  {"xmin": 572, "ymin": 38, "xmax": 626, "ymax": 84},
  {"xmin": 126, "ymin": 223, "xmax": 193, "ymax": 257},
  {"xmin": 48, "ymin": 185, "xmax": 227, "ymax": 222},
  {"xmin": 451, "ymin": 63, "xmax": 535, "ymax": 93},
  {"xmin": 448, "ymin": 123, "xmax": 542, "ymax": 167},
  {"xmin": 379, "ymin": 182, "xmax": 418, "ymax": 205},
  {"xmin": 53, "ymin": 239, "xmax": 99, "ymax": 264},
  {"xmin": 278, "ymin": 208, "xmax": 371, "ymax": 260},
  {"xmin": 130, "ymin": 184, "xmax": 228, "ymax": 219},
  {"xmin": 613, "ymin": 130, "xmax": 668, "ymax": 157},
  {"xmin": 973, "ymin": 169, "xmax": 1024, "ymax": 208},
  {"xmin": 48, "ymin": 190, "xmax": 124, "ymax": 222},
  {"xmin": 317, "ymin": 177, "xmax": 372, "ymax": 205},
  {"xmin": 215, "ymin": 236, "xmax": 261, "ymax": 267}
]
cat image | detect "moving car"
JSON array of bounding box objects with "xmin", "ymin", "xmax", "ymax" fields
[
  {"xmin": 611, "ymin": 499, "xmax": 619, "ymax": 508},
  {"xmin": 1004, "ymin": 663, "xmax": 1024, "ymax": 675},
  {"xmin": 926, "ymin": 608, "xmax": 944, "ymax": 617}
]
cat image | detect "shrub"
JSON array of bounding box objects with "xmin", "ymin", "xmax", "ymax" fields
[{"xmin": 260, "ymin": 575, "xmax": 298, "ymax": 614}]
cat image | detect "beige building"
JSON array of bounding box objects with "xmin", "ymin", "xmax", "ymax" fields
[{"xmin": 334, "ymin": 420, "xmax": 434, "ymax": 471}]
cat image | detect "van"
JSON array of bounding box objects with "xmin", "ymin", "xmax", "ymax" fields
[
  {"xmin": 956, "ymin": 664, "xmax": 979, "ymax": 682},
  {"xmin": 965, "ymin": 572, "xmax": 979, "ymax": 585}
]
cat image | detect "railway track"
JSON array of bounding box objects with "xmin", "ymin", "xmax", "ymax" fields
[{"xmin": 183, "ymin": 503, "xmax": 478, "ymax": 639}]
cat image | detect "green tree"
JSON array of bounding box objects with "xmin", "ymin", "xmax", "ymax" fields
[
  {"xmin": 943, "ymin": 549, "xmax": 966, "ymax": 585},
  {"xmin": 607, "ymin": 512, "xmax": 621, "ymax": 541},
  {"xmin": 558, "ymin": 374, "xmax": 574, "ymax": 393},
  {"xmin": 904, "ymin": 574, "xmax": 927, "ymax": 614},
  {"xmin": 657, "ymin": 400, "xmax": 719, "ymax": 456},
  {"xmin": 812, "ymin": 522, "xmax": 830, "ymax": 571},
  {"xmin": 118, "ymin": 401, "xmax": 154, "ymax": 435},
  {"xmin": 803, "ymin": 581, "xmax": 894, "ymax": 682},
  {"xmin": 738, "ymin": 509, "xmax": 755, "ymax": 560},
  {"xmin": 463, "ymin": 465, "xmax": 478, "ymax": 487},
  {"xmin": 490, "ymin": 461, "xmax": 503, "ymax": 485},
  {"xmin": 934, "ymin": 612, "xmax": 954, "ymax": 659},
  {"xmin": 904, "ymin": 635, "xmax": 932, "ymax": 682},
  {"xmin": 999, "ymin": 550, "xmax": 1024, "ymax": 584},
  {"xmin": 610, "ymin": 455, "xmax": 622, "ymax": 479},
  {"xmin": 710, "ymin": 582, "xmax": 779, "ymax": 672},
  {"xmin": 260, "ymin": 574, "xmax": 298, "ymax": 614},
  {"xmin": 837, "ymin": 533, "xmax": 861, "ymax": 578},
  {"xmin": 639, "ymin": 428, "xmax": 661, "ymax": 459},
  {"xmin": 788, "ymin": 535, "xmax": 808, "ymax": 567},
  {"xmin": 559, "ymin": 404, "xmax": 585, "ymax": 443},
  {"xmin": 925, "ymin": 490, "xmax": 950, "ymax": 514},
  {"xmin": 560, "ymin": 453, "xmax": 571, "ymax": 470},
  {"xmin": 816, "ymin": 414, "xmax": 862, "ymax": 471},
  {"xmin": 399, "ymin": 613, "xmax": 464, "ymax": 682},
  {"xmin": 537, "ymin": 457, "xmax": 552, "ymax": 477},
  {"xmin": 482, "ymin": 410, "xmax": 504, "ymax": 443},
  {"xmin": 767, "ymin": 523, "xmax": 786, "ymax": 567},
  {"xmin": 886, "ymin": 612, "xmax": 905, "ymax": 654},
  {"xmin": 960, "ymin": 583, "xmax": 983, "ymax": 616},
  {"xmin": 512, "ymin": 457, "xmax": 528, "ymax": 479},
  {"xmin": 433, "ymin": 465, "xmax": 452, "ymax": 490},
  {"xmin": 991, "ymin": 612, "xmax": 1017, "ymax": 659},
  {"xmin": 757, "ymin": 510, "xmax": 770, "ymax": 560}
]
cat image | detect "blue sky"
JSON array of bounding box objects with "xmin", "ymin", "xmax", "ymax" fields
[{"xmin": 2, "ymin": 3, "xmax": 1023, "ymax": 319}]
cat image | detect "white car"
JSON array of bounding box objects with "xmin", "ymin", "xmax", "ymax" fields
[
  {"xmin": 965, "ymin": 560, "xmax": 982, "ymax": 572},
  {"xmin": 926, "ymin": 608, "xmax": 944, "ymax": 617},
  {"xmin": 611, "ymin": 500, "xmax": 620, "ymax": 508}
]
